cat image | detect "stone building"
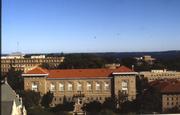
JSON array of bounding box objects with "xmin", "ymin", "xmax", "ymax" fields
[
  {"xmin": 150, "ymin": 79, "xmax": 180, "ymax": 112},
  {"xmin": 140, "ymin": 69, "xmax": 180, "ymax": 82},
  {"xmin": 22, "ymin": 66, "xmax": 137, "ymax": 106},
  {"xmin": 1, "ymin": 81, "xmax": 27, "ymax": 115},
  {"xmin": 1, "ymin": 54, "xmax": 64, "ymax": 75}
]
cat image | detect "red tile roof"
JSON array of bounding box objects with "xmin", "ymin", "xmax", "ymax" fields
[
  {"xmin": 25, "ymin": 67, "xmax": 49, "ymax": 74},
  {"xmin": 24, "ymin": 66, "xmax": 133, "ymax": 78},
  {"xmin": 150, "ymin": 79, "xmax": 180, "ymax": 93}
]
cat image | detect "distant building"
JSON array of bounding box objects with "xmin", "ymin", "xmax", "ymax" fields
[
  {"xmin": 22, "ymin": 66, "xmax": 137, "ymax": 107},
  {"xmin": 139, "ymin": 69, "xmax": 180, "ymax": 82},
  {"xmin": 105, "ymin": 63, "xmax": 120, "ymax": 69},
  {"xmin": 150, "ymin": 79, "xmax": 180, "ymax": 112},
  {"xmin": 134, "ymin": 55, "xmax": 156, "ymax": 65},
  {"xmin": 1, "ymin": 54, "xmax": 64, "ymax": 74},
  {"xmin": 1, "ymin": 81, "xmax": 27, "ymax": 115}
]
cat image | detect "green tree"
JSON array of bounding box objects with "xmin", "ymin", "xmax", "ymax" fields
[
  {"xmin": 58, "ymin": 54, "xmax": 106, "ymax": 69},
  {"xmin": 116, "ymin": 90, "xmax": 128, "ymax": 111},
  {"xmin": 41, "ymin": 91, "xmax": 54, "ymax": 108},
  {"xmin": 102, "ymin": 97, "xmax": 116, "ymax": 111},
  {"xmin": 82, "ymin": 101, "xmax": 102, "ymax": 113},
  {"xmin": 7, "ymin": 67, "xmax": 24, "ymax": 92},
  {"xmin": 20, "ymin": 90, "xmax": 41, "ymax": 108},
  {"xmin": 140, "ymin": 86, "xmax": 162, "ymax": 113}
]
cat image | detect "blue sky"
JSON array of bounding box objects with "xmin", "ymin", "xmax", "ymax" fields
[{"xmin": 2, "ymin": 0, "xmax": 180, "ymax": 54}]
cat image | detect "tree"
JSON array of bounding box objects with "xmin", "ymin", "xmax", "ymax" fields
[
  {"xmin": 164, "ymin": 106, "xmax": 180, "ymax": 113},
  {"xmin": 140, "ymin": 86, "xmax": 162, "ymax": 113},
  {"xmin": 41, "ymin": 91, "xmax": 54, "ymax": 108},
  {"xmin": 116, "ymin": 90, "xmax": 128, "ymax": 111},
  {"xmin": 82, "ymin": 101, "xmax": 102, "ymax": 113},
  {"xmin": 50, "ymin": 96, "xmax": 74, "ymax": 112},
  {"xmin": 121, "ymin": 57, "xmax": 137, "ymax": 68},
  {"xmin": 58, "ymin": 54, "xmax": 106, "ymax": 69},
  {"xmin": 20, "ymin": 90, "xmax": 41, "ymax": 108},
  {"xmin": 102, "ymin": 97, "xmax": 116, "ymax": 111},
  {"xmin": 7, "ymin": 67, "xmax": 24, "ymax": 92}
]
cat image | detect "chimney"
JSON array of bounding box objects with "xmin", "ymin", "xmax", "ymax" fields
[{"xmin": 132, "ymin": 65, "xmax": 134, "ymax": 71}]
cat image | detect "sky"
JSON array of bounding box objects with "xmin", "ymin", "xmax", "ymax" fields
[{"xmin": 2, "ymin": 0, "xmax": 180, "ymax": 54}]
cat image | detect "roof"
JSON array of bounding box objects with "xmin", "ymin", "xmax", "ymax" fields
[
  {"xmin": 1, "ymin": 83, "xmax": 21, "ymax": 106},
  {"xmin": 24, "ymin": 66, "xmax": 134, "ymax": 79},
  {"xmin": 25, "ymin": 67, "xmax": 49, "ymax": 74},
  {"xmin": 1, "ymin": 101, "xmax": 13, "ymax": 115},
  {"xmin": 150, "ymin": 79, "xmax": 180, "ymax": 94}
]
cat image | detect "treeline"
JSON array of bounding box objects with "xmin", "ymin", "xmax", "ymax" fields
[{"xmin": 40, "ymin": 53, "xmax": 180, "ymax": 71}]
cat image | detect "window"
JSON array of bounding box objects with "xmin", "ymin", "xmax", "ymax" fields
[
  {"xmin": 77, "ymin": 82, "xmax": 82, "ymax": 91},
  {"xmin": 99, "ymin": 97, "xmax": 102, "ymax": 100},
  {"xmin": 68, "ymin": 83, "xmax": 73, "ymax": 91},
  {"xmin": 32, "ymin": 82, "xmax": 38, "ymax": 91},
  {"xmin": 50, "ymin": 83, "xmax": 55, "ymax": 91},
  {"xmin": 96, "ymin": 82, "xmax": 100, "ymax": 91},
  {"xmin": 59, "ymin": 83, "xmax": 64, "ymax": 91},
  {"xmin": 104, "ymin": 82, "xmax": 110, "ymax": 90},
  {"xmin": 122, "ymin": 80, "xmax": 128, "ymax": 94},
  {"xmin": 87, "ymin": 82, "xmax": 92, "ymax": 91}
]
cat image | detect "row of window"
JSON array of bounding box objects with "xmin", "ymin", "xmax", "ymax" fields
[
  {"xmin": 2, "ymin": 59, "xmax": 62, "ymax": 63},
  {"xmin": 32, "ymin": 82, "xmax": 110, "ymax": 92},
  {"xmin": 50, "ymin": 82, "xmax": 110, "ymax": 91},
  {"xmin": 150, "ymin": 74, "xmax": 176, "ymax": 76},
  {"xmin": 53, "ymin": 96, "xmax": 107, "ymax": 102},
  {"xmin": 32, "ymin": 80, "xmax": 129, "ymax": 93},
  {"xmin": 166, "ymin": 97, "xmax": 179, "ymax": 101},
  {"xmin": 166, "ymin": 102, "xmax": 179, "ymax": 106}
]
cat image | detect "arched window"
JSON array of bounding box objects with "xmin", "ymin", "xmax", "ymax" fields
[
  {"xmin": 77, "ymin": 82, "xmax": 82, "ymax": 91},
  {"xmin": 87, "ymin": 82, "xmax": 92, "ymax": 91},
  {"xmin": 59, "ymin": 83, "xmax": 64, "ymax": 91},
  {"xmin": 104, "ymin": 82, "xmax": 110, "ymax": 91},
  {"xmin": 50, "ymin": 83, "xmax": 56, "ymax": 91},
  {"xmin": 68, "ymin": 82, "xmax": 73, "ymax": 91},
  {"xmin": 96, "ymin": 82, "xmax": 100, "ymax": 91}
]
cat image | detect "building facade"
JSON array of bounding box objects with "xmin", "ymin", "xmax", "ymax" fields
[
  {"xmin": 1, "ymin": 82, "xmax": 27, "ymax": 115},
  {"xmin": 1, "ymin": 54, "xmax": 64, "ymax": 74},
  {"xmin": 150, "ymin": 79, "xmax": 180, "ymax": 112},
  {"xmin": 22, "ymin": 66, "xmax": 137, "ymax": 106},
  {"xmin": 140, "ymin": 69, "xmax": 180, "ymax": 82}
]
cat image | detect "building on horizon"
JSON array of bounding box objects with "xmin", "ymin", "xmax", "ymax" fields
[
  {"xmin": 134, "ymin": 55, "xmax": 156, "ymax": 65},
  {"xmin": 1, "ymin": 54, "xmax": 65, "ymax": 75},
  {"xmin": 139, "ymin": 69, "xmax": 180, "ymax": 82},
  {"xmin": 22, "ymin": 66, "xmax": 137, "ymax": 107}
]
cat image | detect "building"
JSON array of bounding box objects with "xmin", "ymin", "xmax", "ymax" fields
[
  {"xmin": 1, "ymin": 54, "xmax": 64, "ymax": 74},
  {"xmin": 150, "ymin": 79, "xmax": 180, "ymax": 112},
  {"xmin": 105, "ymin": 63, "xmax": 121, "ymax": 69},
  {"xmin": 134, "ymin": 55, "xmax": 156, "ymax": 65},
  {"xmin": 139, "ymin": 69, "xmax": 180, "ymax": 82},
  {"xmin": 22, "ymin": 66, "xmax": 137, "ymax": 106},
  {"xmin": 1, "ymin": 81, "xmax": 27, "ymax": 115}
]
